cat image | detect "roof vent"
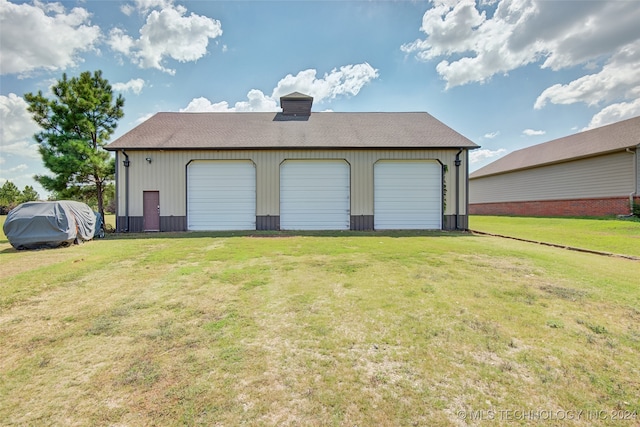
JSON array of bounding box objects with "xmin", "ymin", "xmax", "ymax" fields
[{"xmin": 280, "ymin": 92, "xmax": 313, "ymax": 116}]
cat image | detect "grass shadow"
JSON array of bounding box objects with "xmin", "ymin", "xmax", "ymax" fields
[
  {"xmin": 1, "ymin": 230, "xmax": 473, "ymax": 253},
  {"xmin": 105, "ymin": 229, "xmax": 473, "ymax": 240}
]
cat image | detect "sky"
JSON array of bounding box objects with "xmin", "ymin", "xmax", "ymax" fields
[{"xmin": 1, "ymin": 0, "xmax": 640, "ymax": 199}]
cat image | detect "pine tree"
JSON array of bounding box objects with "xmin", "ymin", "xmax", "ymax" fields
[
  {"xmin": 0, "ymin": 181, "xmax": 21, "ymax": 213},
  {"xmin": 24, "ymin": 70, "xmax": 124, "ymax": 220},
  {"xmin": 18, "ymin": 186, "xmax": 40, "ymax": 204}
]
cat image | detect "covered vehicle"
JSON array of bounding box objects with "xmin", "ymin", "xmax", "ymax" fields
[{"xmin": 3, "ymin": 201, "xmax": 97, "ymax": 250}]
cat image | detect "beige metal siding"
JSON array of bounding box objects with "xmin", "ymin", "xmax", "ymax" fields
[
  {"xmin": 470, "ymin": 151, "xmax": 635, "ymax": 204},
  {"xmin": 115, "ymin": 149, "xmax": 468, "ymax": 218}
]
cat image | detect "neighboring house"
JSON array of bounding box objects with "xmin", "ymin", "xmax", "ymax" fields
[
  {"xmin": 105, "ymin": 92, "xmax": 478, "ymax": 232},
  {"xmin": 470, "ymin": 116, "xmax": 640, "ymax": 217}
]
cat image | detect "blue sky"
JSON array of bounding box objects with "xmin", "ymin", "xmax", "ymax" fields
[{"xmin": 2, "ymin": 0, "xmax": 640, "ymax": 198}]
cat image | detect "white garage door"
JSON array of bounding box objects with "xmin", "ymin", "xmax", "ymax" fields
[
  {"xmin": 280, "ymin": 160, "xmax": 350, "ymax": 230},
  {"xmin": 374, "ymin": 161, "xmax": 442, "ymax": 229},
  {"xmin": 187, "ymin": 160, "xmax": 256, "ymax": 230}
]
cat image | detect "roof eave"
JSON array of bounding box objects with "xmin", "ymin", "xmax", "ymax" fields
[{"xmin": 107, "ymin": 144, "xmax": 478, "ymax": 151}]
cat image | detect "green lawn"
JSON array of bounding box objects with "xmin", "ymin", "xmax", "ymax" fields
[
  {"xmin": 470, "ymin": 215, "xmax": 640, "ymax": 258},
  {"xmin": 1, "ymin": 218, "xmax": 639, "ymax": 426}
]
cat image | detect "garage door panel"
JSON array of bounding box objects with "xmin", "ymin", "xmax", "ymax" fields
[
  {"xmin": 280, "ymin": 160, "xmax": 350, "ymax": 230},
  {"xmin": 374, "ymin": 161, "xmax": 441, "ymax": 230},
  {"xmin": 187, "ymin": 161, "xmax": 256, "ymax": 231}
]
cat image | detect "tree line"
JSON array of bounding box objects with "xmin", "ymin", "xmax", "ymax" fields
[
  {"xmin": 0, "ymin": 180, "xmax": 116, "ymax": 216},
  {"xmin": 0, "ymin": 181, "xmax": 39, "ymax": 214}
]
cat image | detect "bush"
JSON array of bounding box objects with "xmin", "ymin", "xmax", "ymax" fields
[{"xmin": 0, "ymin": 204, "xmax": 16, "ymax": 215}]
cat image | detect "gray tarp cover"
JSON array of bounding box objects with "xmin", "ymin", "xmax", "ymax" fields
[{"xmin": 3, "ymin": 201, "xmax": 96, "ymax": 250}]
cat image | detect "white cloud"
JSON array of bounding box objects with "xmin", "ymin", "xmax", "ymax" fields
[
  {"xmin": 0, "ymin": 93, "xmax": 46, "ymax": 197},
  {"xmin": 402, "ymin": 1, "xmax": 640, "ymax": 88},
  {"xmin": 1, "ymin": 140, "xmax": 40, "ymax": 159},
  {"xmin": 181, "ymin": 97, "xmax": 236, "ymax": 113},
  {"xmin": 272, "ymin": 63, "xmax": 380, "ymax": 101},
  {"xmin": 402, "ymin": 0, "xmax": 640, "ymax": 129},
  {"xmin": 180, "ymin": 89, "xmax": 280, "ymax": 113},
  {"xmin": 108, "ymin": 28, "xmax": 135, "ymax": 57},
  {"xmin": 401, "ymin": 0, "xmax": 540, "ymax": 88},
  {"xmin": 522, "ymin": 128, "xmax": 545, "ymax": 136},
  {"xmin": 112, "ymin": 78, "xmax": 146, "ymax": 95},
  {"xmin": 402, "ymin": 0, "xmax": 487, "ymax": 63},
  {"xmin": 534, "ymin": 40, "xmax": 640, "ymax": 109},
  {"xmin": 0, "ymin": 0, "xmax": 101, "ymax": 75},
  {"xmin": 181, "ymin": 63, "xmax": 379, "ymax": 112},
  {"xmin": 470, "ymin": 148, "xmax": 507, "ymax": 164},
  {"xmin": 233, "ymin": 90, "xmax": 280, "ymax": 113},
  {"xmin": 108, "ymin": 3, "xmax": 223, "ymax": 74},
  {"xmin": 585, "ymin": 98, "xmax": 640, "ymax": 130},
  {"xmin": 483, "ymin": 131, "xmax": 500, "ymax": 139},
  {"xmin": 135, "ymin": 113, "xmax": 155, "ymax": 125},
  {"xmin": 129, "ymin": 0, "xmax": 174, "ymax": 15},
  {"xmin": 0, "ymin": 94, "xmax": 40, "ymax": 155},
  {"xmin": 33, "ymin": 0, "xmax": 64, "ymax": 14},
  {"xmin": 120, "ymin": 4, "xmax": 135, "ymax": 16},
  {"xmin": 3, "ymin": 163, "xmax": 28, "ymax": 173}
]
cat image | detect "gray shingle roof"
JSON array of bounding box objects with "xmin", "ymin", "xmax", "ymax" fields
[
  {"xmin": 470, "ymin": 115, "xmax": 640, "ymax": 179},
  {"xmin": 105, "ymin": 112, "xmax": 478, "ymax": 150}
]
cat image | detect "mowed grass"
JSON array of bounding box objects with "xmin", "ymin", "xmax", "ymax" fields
[
  {"xmin": 470, "ymin": 215, "xmax": 640, "ymax": 258},
  {"xmin": 1, "ymin": 219, "xmax": 640, "ymax": 426}
]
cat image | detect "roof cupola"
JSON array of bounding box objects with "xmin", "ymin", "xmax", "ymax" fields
[{"xmin": 280, "ymin": 92, "xmax": 313, "ymax": 116}]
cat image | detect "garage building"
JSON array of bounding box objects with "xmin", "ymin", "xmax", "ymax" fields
[{"xmin": 106, "ymin": 93, "xmax": 478, "ymax": 232}]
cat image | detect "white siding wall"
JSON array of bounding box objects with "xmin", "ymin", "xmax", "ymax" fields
[
  {"xmin": 115, "ymin": 149, "xmax": 469, "ymax": 217},
  {"xmin": 470, "ymin": 152, "xmax": 635, "ymax": 204}
]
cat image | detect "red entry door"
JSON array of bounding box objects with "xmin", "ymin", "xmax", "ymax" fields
[{"xmin": 143, "ymin": 191, "xmax": 160, "ymax": 231}]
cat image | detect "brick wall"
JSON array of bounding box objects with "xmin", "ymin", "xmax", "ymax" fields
[{"xmin": 469, "ymin": 196, "xmax": 639, "ymax": 217}]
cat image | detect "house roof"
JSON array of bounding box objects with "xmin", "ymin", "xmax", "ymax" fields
[
  {"xmin": 105, "ymin": 112, "xmax": 478, "ymax": 151},
  {"xmin": 470, "ymin": 115, "xmax": 640, "ymax": 179}
]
